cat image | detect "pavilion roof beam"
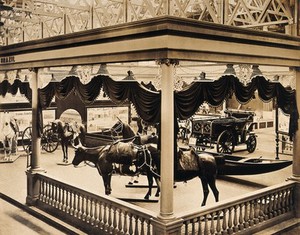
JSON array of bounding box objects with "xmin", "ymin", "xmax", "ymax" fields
[{"xmin": 0, "ymin": 17, "xmax": 298, "ymax": 71}]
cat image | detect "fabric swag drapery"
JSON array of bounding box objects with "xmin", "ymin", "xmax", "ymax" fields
[{"xmin": 0, "ymin": 74, "xmax": 298, "ymax": 139}]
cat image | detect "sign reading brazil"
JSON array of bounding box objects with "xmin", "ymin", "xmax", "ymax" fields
[{"xmin": 1, "ymin": 56, "xmax": 15, "ymax": 64}]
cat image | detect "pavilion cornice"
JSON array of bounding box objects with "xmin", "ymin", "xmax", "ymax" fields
[{"xmin": 0, "ymin": 16, "xmax": 299, "ymax": 71}]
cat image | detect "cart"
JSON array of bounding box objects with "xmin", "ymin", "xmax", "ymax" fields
[
  {"xmin": 21, "ymin": 124, "xmax": 59, "ymax": 153},
  {"xmin": 189, "ymin": 110, "xmax": 257, "ymax": 154}
]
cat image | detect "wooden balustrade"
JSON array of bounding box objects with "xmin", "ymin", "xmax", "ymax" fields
[
  {"xmin": 178, "ymin": 181, "xmax": 296, "ymax": 235},
  {"xmin": 36, "ymin": 173, "xmax": 156, "ymax": 235},
  {"xmin": 35, "ymin": 173, "xmax": 296, "ymax": 234}
]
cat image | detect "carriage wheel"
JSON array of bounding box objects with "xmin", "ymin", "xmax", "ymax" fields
[
  {"xmin": 246, "ymin": 135, "xmax": 257, "ymax": 153},
  {"xmin": 217, "ymin": 130, "xmax": 235, "ymax": 153},
  {"xmin": 22, "ymin": 126, "xmax": 32, "ymax": 153},
  {"xmin": 41, "ymin": 125, "xmax": 59, "ymax": 153}
]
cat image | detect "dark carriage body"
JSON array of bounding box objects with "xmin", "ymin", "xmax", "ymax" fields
[
  {"xmin": 189, "ymin": 109, "xmax": 257, "ymax": 153},
  {"xmin": 85, "ymin": 131, "xmax": 117, "ymax": 147},
  {"xmin": 212, "ymin": 153, "xmax": 293, "ymax": 175}
]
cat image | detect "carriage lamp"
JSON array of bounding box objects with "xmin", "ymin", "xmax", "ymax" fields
[
  {"xmin": 122, "ymin": 70, "xmax": 136, "ymax": 81},
  {"xmin": 194, "ymin": 72, "xmax": 213, "ymax": 82},
  {"xmin": 223, "ymin": 64, "xmax": 236, "ymax": 75},
  {"xmin": 250, "ymin": 65, "xmax": 263, "ymax": 78},
  {"xmin": 96, "ymin": 63, "xmax": 109, "ymax": 75},
  {"xmin": 50, "ymin": 74, "xmax": 57, "ymax": 82},
  {"xmin": 23, "ymin": 75, "xmax": 29, "ymax": 82}
]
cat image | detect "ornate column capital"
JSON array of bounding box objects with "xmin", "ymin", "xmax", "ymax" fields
[
  {"xmin": 29, "ymin": 67, "xmax": 38, "ymax": 73},
  {"xmin": 156, "ymin": 59, "xmax": 179, "ymax": 66}
]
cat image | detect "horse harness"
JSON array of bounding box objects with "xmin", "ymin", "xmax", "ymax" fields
[
  {"xmin": 110, "ymin": 121, "xmax": 124, "ymax": 138},
  {"xmin": 110, "ymin": 142, "xmax": 159, "ymax": 178}
]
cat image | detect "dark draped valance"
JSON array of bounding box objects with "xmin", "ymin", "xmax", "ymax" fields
[
  {"xmin": 38, "ymin": 75, "xmax": 161, "ymax": 124},
  {"xmin": 0, "ymin": 79, "xmax": 31, "ymax": 101},
  {"xmin": 0, "ymin": 74, "xmax": 298, "ymax": 139},
  {"xmin": 175, "ymin": 75, "xmax": 298, "ymax": 139}
]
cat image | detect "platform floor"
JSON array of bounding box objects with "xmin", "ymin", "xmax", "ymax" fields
[{"xmin": 0, "ymin": 127, "xmax": 297, "ymax": 234}]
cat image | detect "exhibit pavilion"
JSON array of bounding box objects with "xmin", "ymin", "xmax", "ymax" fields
[{"xmin": 0, "ymin": 0, "xmax": 299, "ymax": 234}]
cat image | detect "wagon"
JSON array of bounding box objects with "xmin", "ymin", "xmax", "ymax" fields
[
  {"xmin": 189, "ymin": 109, "xmax": 257, "ymax": 154},
  {"xmin": 21, "ymin": 124, "xmax": 59, "ymax": 153}
]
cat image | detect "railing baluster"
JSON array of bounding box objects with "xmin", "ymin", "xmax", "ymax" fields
[
  {"xmin": 210, "ymin": 212, "xmax": 215, "ymax": 234},
  {"xmin": 45, "ymin": 180, "xmax": 49, "ymax": 204},
  {"xmin": 227, "ymin": 207, "xmax": 233, "ymax": 234},
  {"xmin": 281, "ymin": 190, "xmax": 287, "ymax": 213},
  {"xmin": 244, "ymin": 202, "xmax": 249, "ymax": 228},
  {"xmin": 51, "ymin": 182, "xmax": 55, "ymax": 206},
  {"xmin": 123, "ymin": 211, "xmax": 128, "ymax": 234},
  {"xmin": 233, "ymin": 205, "xmax": 238, "ymax": 232},
  {"xmin": 69, "ymin": 190, "xmax": 74, "ymax": 215},
  {"xmin": 249, "ymin": 200, "xmax": 254, "ymax": 226},
  {"xmin": 238, "ymin": 203, "xmax": 244, "ymax": 230},
  {"xmin": 103, "ymin": 203, "xmax": 108, "ymax": 231},
  {"xmin": 73, "ymin": 192, "xmax": 78, "ymax": 217},
  {"xmin": 273, "ymin": 193, "xmax": 278, "ymax": 217},
  {"xmin": 90, "ymin": 198, "xmax": 95, "ymax": 225},
  {"xmin": 78, "ymin": 194, "xmax": 82, "ymax": 219},
  {"xmin": 253, "ymin": 199, "xmax": 259, "ymax": 224},
  {"xmin": 94, "ymin": 200, "xmax": 99, "ymax": 227},
  {"xmin": 216, "ymin": 212, "xmax": 221, "ymax": 235},
  {"xmin": 86, "ymin": 196, "xmax": 91, "ymax": 223},
  {"xmin": 192, "ymin": 218, "xmax": 195, "ymax": 234},
  {"xmin": 146, "ymin": 219, "xmax": 151, "ymax": 235},
  {"xmin": 81, "ymin": 195, "xmax": 86, "ymax": 221},
  {"xmin": 99, "ymin": 201, "xmax": 104, "ymax": 230},
  {"xmin": 118, "ymin": 208, "xmax": 123, "ymax": 233},
  {"xmin": 221, "ymin": 209, "xmax": 227, "ymax": 233},
  {"xmin": 112, "ymin": 205, "xmax": 117, "ymax": 233},
  {"xmin": 134, "ymin": 215, "xmax": 139, "ymax": 235},
  {"xmin": 204, "ymin": 214, "xmax": 209, "ymax": 235},
  {"xmin": 129, "ymin": 213, "xmax": 133, "ymax": 235},
  {"xmin": 55, "ymin": 183, "xmax": 59, "ymax": 208},
  {"xmin": 197, "ymin": 216, "xmax": 202, "ymax": 235},
  {"xmin": 39, "ymin": 179, "xmax": 44, "ymax": 201},
  {"xmin": 108, "ymin": 204, "xmax": 112, "ymax": 233}
]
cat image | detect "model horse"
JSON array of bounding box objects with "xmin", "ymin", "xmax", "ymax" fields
[
  {"xmin": 109, "ymin": 118, "xmax": 136, "ymax": 140},
  {"xmin": 51, "ymin": 120, "xmax": 85, "ymax": 163},
  {"xmin": 146, "ymin": 144, "xmax": 220, "ymax": 207},
  {"xmin": 72, "ymin": 142, "xmax": 160, "ymax": 200},
  {"xmin": 0, "ymin": 115, "xmax": 19, "ymax": 160}
]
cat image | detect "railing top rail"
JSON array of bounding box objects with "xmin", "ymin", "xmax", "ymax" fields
[
  {"xmin": 37, "ymin": 172, "xmax": 157, "ymax": 219},
  {"xmin": 177, "ymin": 180, "xmax": 296, "ymax": 219}
]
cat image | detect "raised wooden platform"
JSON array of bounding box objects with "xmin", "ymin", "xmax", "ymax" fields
[{"xmin": 0, "ymin": 153, "xmax": 21, "ymax": 163}]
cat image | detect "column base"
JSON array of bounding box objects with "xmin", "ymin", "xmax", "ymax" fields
[
  {"xmin": 151, "ymin": 216, "xmax": 183, "ymax": 235},
  {"xmin": 287, "ymin": 175, "xmax": 300, "ymax": 218},
  {"xmin": 287, "ymin": 175, "xmax": 300, "ymax": 183},
  {"xmin": 26, "ymin": 169, "xmax": 46, "ymax": 206}
]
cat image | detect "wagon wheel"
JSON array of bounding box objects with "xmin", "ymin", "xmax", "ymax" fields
[
  {"xmin": 41, "ymin": 125, "xmax": 59, "ymax": 153},
  {"xmin": 246, "ymin": 135, "xmax": 257, "ymax": 153},
  {"xmin": 22, "ymin": 126, "xmax": 32, "ymax": 153},
  {"xmin": 217, "ymin": 130, "xmax": 235, "ymax": 153}
]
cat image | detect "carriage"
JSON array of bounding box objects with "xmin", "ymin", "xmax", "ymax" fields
[
  {"xmin": 21, "ymin": 124, "xmax": 60, "ymax": 153},
  {"xmin": 188, "ymin": 109, "xmax": 257, "ymax": 154}
]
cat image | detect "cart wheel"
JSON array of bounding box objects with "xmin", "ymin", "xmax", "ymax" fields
[
  {"xmin": 22, "ymin": 126, "xmax": 32, "ymax": 153},
  {"xmin": 41, "ymin": 125, "xmax": 59, "ymax": 153},
  {"xmin": 217, "ymin": 130, "xmax": 235, "ymax": 153},
  {"xmin": 246, "ymin": 135, "xmax": 257, "ymax": 153}
]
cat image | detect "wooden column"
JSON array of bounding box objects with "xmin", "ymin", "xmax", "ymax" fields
[
  {"xmin": 30, "ymin": 68, "xmax": 42, "ymax": 170},
  {"xmin": 152, "ymin": 59, "xmax": 183, "ymax": 235},
  {"xmin": 291, "ymin": 67, "xmax": 300, "ymax": 217},
  {"xmin": 159, "ymin": 59, "xmax": 175, "ymax": 219},
  {"xmin": 26, "ymin": 68, "xmax": 44, "ymax": 206}
]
